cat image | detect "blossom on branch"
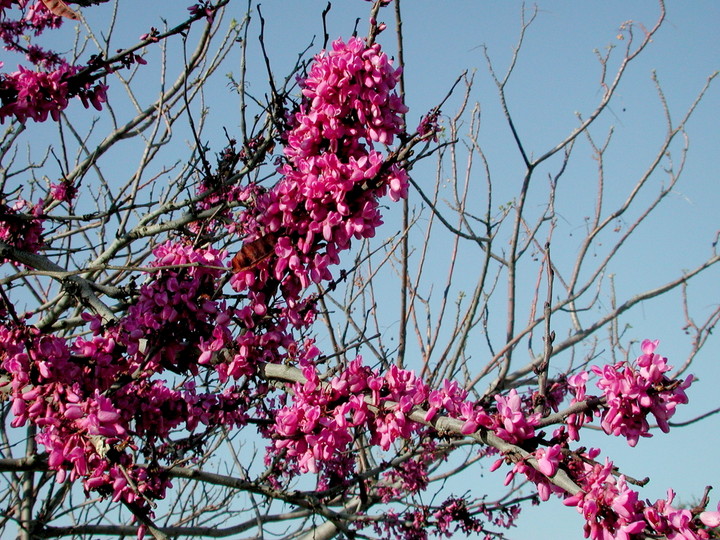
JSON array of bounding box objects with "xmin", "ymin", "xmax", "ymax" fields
[{"xmin": 592, "ymin": 340, "xmax": 693, "ymax": 446}]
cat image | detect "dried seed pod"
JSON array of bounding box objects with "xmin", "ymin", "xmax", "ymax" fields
[
  {"xmin": 40, "ymin": 0, "xmax": 79, "ymax": 19},
  {"xmin": 39, "ymin": 0, "xmax": 110, "ymax": 20},
  {"xmin": 231, "ymin": 232, "xmax": 279, "ymax": 273}
]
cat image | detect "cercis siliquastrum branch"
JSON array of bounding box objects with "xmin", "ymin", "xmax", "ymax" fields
[{"xmin": 0, "ymin": 8, "xmax": 714, "ymax": 540}]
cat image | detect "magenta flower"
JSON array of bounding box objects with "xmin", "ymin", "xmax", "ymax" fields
[
  {"xmin": 536, "ymin": 444, "xmax": 562, "ymax": 477},
  {"xmin": 494, "ymin": 389, "xmax": 539, "ymax": 444},
  {"xmin": 591, "ymin": 340, "xmax": 693, "ymax": 446}
]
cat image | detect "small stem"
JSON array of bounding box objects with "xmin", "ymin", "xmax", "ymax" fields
[{"xmin": 535, "ymin": 242, "xmax": 555, "ymax": 413}]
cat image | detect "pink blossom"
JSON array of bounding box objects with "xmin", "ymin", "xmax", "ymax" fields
[
  {"xmin": 494, "ymin": 389, "xmax": 539, "ymax": 444},
  {"xmin": 563, "ymin": 458, "xmax": 646, "ymax": 539},
  {"xmin": 700, "ymin": 509, "xmax": 720, "ymax": 528},
  {"xmin": 591, "ymin": 340, "xmax": 693, "ymax": 446},
  {"xmin": 0, "ymin": 198, "xmax": 44, "ymax": 261},
  {"xmin": 417, "ymin": 108, "xmax": 441, "ymax": 142},
  {"xmin": 535, "ymin": 444, "xmax": 562, "ymax": 477}
]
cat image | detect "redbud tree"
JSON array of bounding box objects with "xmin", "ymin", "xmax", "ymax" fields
[{"xmin": 0, "ymin": 1, "xmax": 718, "ymax": 539}]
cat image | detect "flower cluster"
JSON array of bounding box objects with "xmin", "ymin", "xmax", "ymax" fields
[
  {"xmin": 0, "ymin": 242, "xmax": 255, "ymax": 506},
  {"xmin": 564, "ymin": 457, "xmax": 647, "ymax": 539},
  {"xmin": 215, "ymin": 35, "xmax": 411, "ymax": 388},
  {"xmin": 432, "ymin": 497, "xmax": 488, "ymax": 537},
  {"xmin": 0, "ymin": 1, "xmax": 112, "ymax": 123},
  {"xmin": 0, "ymin": 1, "xmax": 155, "ymax": 125},
  {"xmin": 1, "ymin": 1, "xmax": 64, "ymax": 70},
  {"xmin": 591, "ymin": 339, "xmax": 693, "ymax": 446},
  {"xmin": 490, "ymin": 443, "xmax": 565, "ymax": 503},
  {"xmin": 564, "ymin": 452, "xmax": 714, "ymax": 540},
  {"xmin": 119, "ymin": 241, "xmax": 230, "ymax": 373},
  {"xmin": 231, "ymin": 36, "xmax": 408, "ymax": 324},
  {"xmin": 481, "ymin": 341, "xmax": 700, "ymax": 535},
  {"xmin": 369, "ymin": 496, "xmax": 519, "ymax": 540},
  {"xmin": 270, "ymin": 358, "xmax": 428, "ymax": 485},
  {"xmin": 376, "ymin": 441, "xmax": 436, "ymax": 503},
  {"xmin": 493, "ymin": 388, "xmax": 540, "ymax": 444},
  {"xmin": 0, "ymin": 60, "xmax": 111, "ymax": 123},
  {"xmin": 416, "ymin": 108, "xmax": 442, "ymax": 142},
  {"xmin": 564, "ymin": 371, "xmax": 591, "ymax": 441},
  {"xmin": 270, "ymin": 354, "xmax": 559, "ymax": 498},
  {"xmin": 187, "ymin": 1, "xmax": 215, "ymax": 22},
  {"xmin": 0, "ymin": 323, "xmax": 143, "ymax": 500},
  {"xmin": 2, "ymin": 64, "xmax": 64, "ymax": 123},
  {"xmin": 0, "ymin": 198, "xmax": 44, "ymax": 259},
  {"xmin": 49, "ymin": 179, "xmax": 78, "ymax": 204}
]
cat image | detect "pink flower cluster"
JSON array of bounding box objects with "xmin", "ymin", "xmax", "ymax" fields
[
  {"xmin": 0, "ymin": 323, "xmax": 143, "ymax": 499},
  {"xmin": 49, "ymin": 179, "xmax": 78, "ymax": 204},
  {"xmin": 231, "ymin": 36, "xmax": 408, "ymax": 313},
  {"xmin": 493, "ymin": 443, "xmax": 565, "ymax": 502},
  {"xmin": 270, "ymin": 355, "xmax": 557, "ymax": 494},
  {"xmin": 0, "ymin": 1, "xmax": 111, "ymax": 123},
  {"xmin": 425, "ymin": 378, "xmax": 494, "ymax": 434},
  {"xmin": 493, "ymin": 388, "xmax": 540, "ymax": 444},
  {"xmin": 118, "ymin": 242, "xmax": 230, "ymax": 373},
  {"xmin": 271, "ymin": 358, "xmax": 428, "ymax": 483},
  {"xmin": 416, "ymin": 108, "xmax": 442, "ymax": 142},
  {"xmin": 217, "ymin": 36, "xmax": 411, "ymax": 386},
  {"xmin": 480, "ymin": 341, "xmax": 700, "ymax": 535},
  {"xmin": 1, "ymin": 1, "xmax": 63, "ymax": 69},
  {"xmin": 0, "ymin": 242, "xmax": 255, "ymax": 506},
  {"xmin": 0, "ymin": 1, "xmax": 155, "ymax": 126},
  {"xmin": 376, "ymin": 441, "xmax": 436, "ymax": 503},
  {"xmin": 564, "ymin": 371, "xmax": 591, "ymax": 441},
  {"xmin": 564, "ymin": 452, "xmax": 713, "ymax": 540},
  {"xmin": 432, "ymin": 497, "xmax": 488, "ymax": 537},
  {"xmin": 564, "ymin": 456, "xmax": 648, "ymax": 539},
  {"xmin": 1, "ymin": 64, "xmax": 69, "ymax": 123},
  {"xmin": 187, "ymin": 1, "xmax": 215, "ymax": 22},
  {"xmin": 591, "ymin": 339, "xmax": 693, "ymax": 446},
  {"xmin": 0, "ymin": 198, "xmax": 44, "ymax": 260},
  {"xmin": 371, "ymin": 496, "xmax": 519, "ymax": 540}
]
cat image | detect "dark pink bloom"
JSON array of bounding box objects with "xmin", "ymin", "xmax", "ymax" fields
[
  {"xmin": 591, "ymin": 340, "xmax": 693, "ymax": 446},
  {"xmin": 494, "ymin": 389, "xmax": 539, "ymax": 444},
  {"xmin": 536, "ymin": 444, "xmax": 562, "ymax": 477}
]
